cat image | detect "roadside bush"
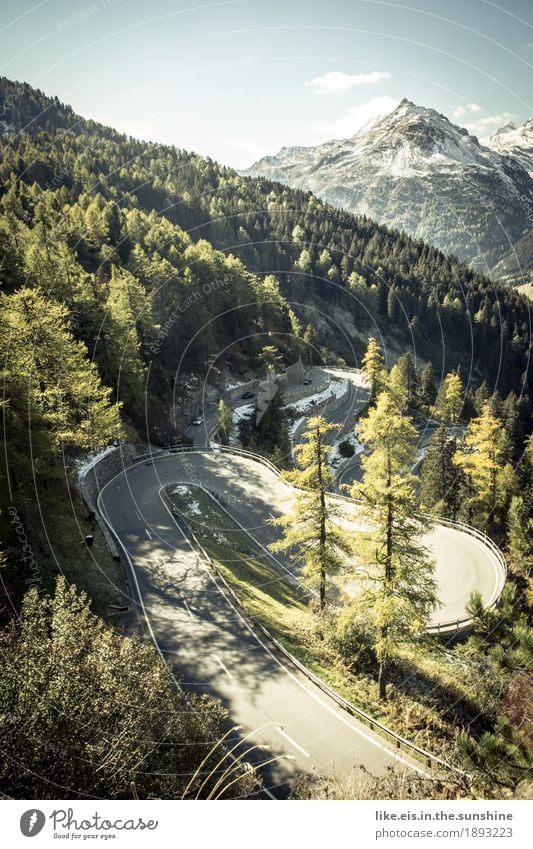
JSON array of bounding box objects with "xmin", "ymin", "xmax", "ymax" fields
[
  {"xmin": 0, "ymin": 578, "xmax": 258, "ymax": 799},
  {"xmin": 326, "ymin": 611, "xmax": 377, "ymax": 675},
  {"xmin": 338, "ymin": 439, "xmax": 355, "ymax": 458}
]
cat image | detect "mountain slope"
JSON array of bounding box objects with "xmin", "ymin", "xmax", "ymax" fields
[
  {"xmin": 491, "ymin": 228, "xmax": 533, "ymax": 286},
  {"xmin": 246, "ymin": 99, "xmax": 533, "ymax": 272},
  {"xmin": 487, "ymin": 118, "xmax": 533, "ymax": 177},
  {"xmin": 0, "ymin": 75, "xmax": 530, "ymax": 402},
  {"xmin": 0, "ymin": 75, "xmax": 531, "ymax": 604}
]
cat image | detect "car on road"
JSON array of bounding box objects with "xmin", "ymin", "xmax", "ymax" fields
[
  {"xmin": 192, "ymin": 416, "xmax": 204, "ymax": 426},
  {"xmin": 241, "ymin": 391, "xmax": 255, "ymax": 400},
  {"xmin": 303, "ymin": 378, "xmax": 312, "ymax": 385}
]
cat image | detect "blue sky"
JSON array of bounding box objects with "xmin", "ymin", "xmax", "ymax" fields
[{"xmin": 1, "ymin": 0, "xmax": 532, "ymax": 167}]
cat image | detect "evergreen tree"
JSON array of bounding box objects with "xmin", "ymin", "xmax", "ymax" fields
[
  {"xmin": 361, "ymin": 337, "xmax": 386, "ymax": 401},
  {"xmin": 0, "ymin": 288, "xmax": 121, "ymax": 505},
  {"xmin": 434, "ymin": 371, "xmax": 464, "ymax": 423},
  {"xmin": 453, "ymin": 402, "xmax": 516, "ymax": 531},
  {"xmin": 0, "ymin": 578, "xmax": 256, "ymax": 799},
  {"xmin": 258, "ymin": 344, "xmax": 283, "ymax": 373},
  {"xmin": 217, "ymin": 399, "xmax": 234, "ymax": 446},
  {"xmin": 103, "ymin": 266, "xmax": 150, "ymax": 416},
  {"xmin": 348, "ymin": 272, "xmax": 379, "ymax": 323},
  {"xmin": 270, "ymin": 417, "xmax": 350, "ymax": 610},
  {"xmin": 473, "ymin": 380, "xmax": 491, "ymax": 415},
  {"xmin": 241, "ymin": 389, "xmax": 290, "ymax": 463},
  {"xmin": 506, "ymin": 495, "xmax": 532, "ymax": 578},
  {"xmin": 349, "ymin": 392, "xmax": 438, "ymax": 699},
  {"xmin": 418, "ymin": 361, "xmax": 438, "ymax": 413},
  {"xmin": 388, "ymin": 357, "xmax": 417, "ymax": 412},
  {"xmin": 302, "ymin": 323, "xmax": 320, "ymax": 365},
  {"xmin": 395, "ymin": 352, "xmax": 418, "ymax": 408},
  {"xmin": 420, "ymin": 425, "xmax": 462, "ymax": 519}
]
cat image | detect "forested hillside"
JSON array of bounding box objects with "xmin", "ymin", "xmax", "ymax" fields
[{"xmin": 0, "ymin": 75, "xmax": 531, "ymax": 604}]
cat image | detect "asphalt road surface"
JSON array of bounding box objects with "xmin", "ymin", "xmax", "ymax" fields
[
  {"xmin": 99, "ymin": 451, "xmax": 427, "ymax": 797},
  {"xmin": 99, "ymin": 448, "xmax": 503, "ymax": 796}
]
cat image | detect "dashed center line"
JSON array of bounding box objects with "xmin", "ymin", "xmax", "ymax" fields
[
  {"xmin": 213, "ymin": 653, "xmax": 234, "ymax": 678},
  {"xmin": 276, "ymin": 727, "xmax": 311, "ymax": 758},
  {"xmin": 144, "ymin": 527, "xmax": 152, "ymax": 540}
]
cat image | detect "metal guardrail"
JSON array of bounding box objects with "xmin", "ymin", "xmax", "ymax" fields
[
  {"xmin": 160, "ymin": 486, "xmax": 462, "ymax": 777},
  {"xmin": 420, "ymin": 515, "xmax": 507, "ymax": 636},
  {"xmin": 150, "ymin": 444, "xmax": 507, "ymax": 637},
  {"xmin": 88, "ymin": 379, "xmax": 503, "ymax": 779},
  {"xmin": 91, "ymin": 442, "xmax": 482, "ymax": 776}
]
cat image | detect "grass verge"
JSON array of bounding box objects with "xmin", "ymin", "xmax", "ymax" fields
[{"xmin": 166, "ymin": 483, "xmax": 490, "ymax": 764}]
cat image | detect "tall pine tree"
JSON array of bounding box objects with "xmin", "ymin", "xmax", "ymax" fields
[
  {"xmin": 349, "ymin": 392, "xmax": 438, "ymax": 699},
  {"xmin": 270, "ymin": 417, "xmax": 350, "ymax": 610}
]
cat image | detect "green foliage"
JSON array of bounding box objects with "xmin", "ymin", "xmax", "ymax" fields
[
  {"xmin": 434, "ymin": 371, "xmax": 464, "ymax": 423},
  {"xmin": 0, "ymin": 578, "xmax": 256, "ymax": 799},
  {"xmin": 417, "ymin": 361, "xmax": 438, "ymax": 411},
  {"xmin": 240, "ymin": 388, "xmax": 290, "ymax": 462},
  {"xmin": 338, "ymin": 439, "xmax": 355, "ymax": 458},
  {"xmin": 349, "ymin": 392, "xmax": 438, "ymax": 699},
  {"xmin": 458, "ymin": 722, "xmax": 531, "ymax": 793},
  {"xmin": 328, "ymin": 611, "xmax": 377, "ymax": 674},
  {"xmin": 0, "ymin": 72, "xmax": 531, "ymax": 605},
  {"xmin": 217, "ymin": 399, "xmax": 234, "ymax": 446},
  {"xmin": 270, "ymin": 417, "xmax": 351, "ymax": 609},
  {"xmin": 0, "ymin": 288, "xmax": 121, "ymax": 510},
  {"xmin": 507, "ymin": 495, "xmax": 533, "ymax": 577},
  {"xmin": 361, "ymin": 337, "xmax": 386, "ymax": 400},
  {"xmin": 258, "ymin": 344, "xmax": 283, "ymax": 373},
  {"xmin": 1, "ymin": 75, "xmax": 530, "ymax": 400},
  {"xmin": 420, "ymin": 425, "xmax": 463, "ymax": 519},
  {"xmin": 453, "ymin": 403, "xmax": 517, "ymax": 529}
]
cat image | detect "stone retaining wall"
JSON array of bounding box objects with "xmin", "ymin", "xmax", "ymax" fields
[{"xmin": 78, "ymin": 443, "xmax": 144, "ymax": 559}]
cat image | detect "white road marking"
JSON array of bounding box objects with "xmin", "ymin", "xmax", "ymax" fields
[
  {"xmin": 101, "ymin": 453, "xmax": 473, "ymax": 780},
  {"xmin": 145, "ymin": 527, "xmax": 152, "ymax": 540},
  {"xmin": 277, "ymin": 727, "xmax": 311, "ymax": 758},
  {"xmin": 157, "ymin": 482, "xmax": 430, "ymax": 775},
  {"xmin": 214, "ymin": 653, "xmax": 234, "ymax": 678}
]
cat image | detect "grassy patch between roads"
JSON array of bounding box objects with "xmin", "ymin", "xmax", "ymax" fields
[{"xmin": 165, "ymin": 485, "xmax": 493, "ymax": 763}]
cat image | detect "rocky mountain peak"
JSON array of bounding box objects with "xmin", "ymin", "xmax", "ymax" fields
[{"xmin": 246, "ymin": 99, "xmax": 533, "ymax": 271}]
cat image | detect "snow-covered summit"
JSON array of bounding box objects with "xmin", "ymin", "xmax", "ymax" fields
[
  {"xmin": 246, "ymin": 100, "xmax": 533, "ymax": 270},
  {"xmin": 487, "ymin": 117, "xmax": 533, "ymax": 176}
]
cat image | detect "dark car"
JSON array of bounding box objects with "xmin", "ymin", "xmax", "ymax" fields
[
  {"xmin": 303, "ymin": 378, "xmax": 312, "ymax": 385},
  {"xmin": 241, "ymin": 391, "xmax": 255, "ymax": 400}
]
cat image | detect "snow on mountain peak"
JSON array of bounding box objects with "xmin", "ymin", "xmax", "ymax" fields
[
  {"xmin": 487, "ymin": 116, "xmax": 533, "ymax": 176},
  {"xmin": 245, "ymin": 99, "xmax": 533, "ymax": 270}
]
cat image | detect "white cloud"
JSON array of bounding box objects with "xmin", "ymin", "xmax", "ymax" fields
[
  {"xmin": 462, "ymin": 112, "xmax": 515, "ymax": 137},
  {"xmin": 307, "ymin": 70, "xmax": 392, "ymax": 96},
  {"xmin": 453, "ymin": 103, "xmax": 482, "ymax": 118},
  {"xmin": 451, "ymin": 103, "xmax": 516, "ymax": 138},
  {"xmin": 310, "ymin": 96, "xmax": 398, "ymax": 141}
]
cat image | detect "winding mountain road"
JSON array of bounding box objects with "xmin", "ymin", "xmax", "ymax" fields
[
  {"xmin": 96, "ymin": 370, "xmax": 505, "ymax": 797},
  {"xmin": 99, "ymin": 450, "xmax": 427, "ymax": 797}
]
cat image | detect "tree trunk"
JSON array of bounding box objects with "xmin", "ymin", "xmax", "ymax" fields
[
  {"xmin": 316, "ymin": 425, "xmax": 327, "ymax": 612},
  {"xmin": 379, "ymin": 454, "xmax": 394, "ymax": 701},
  {"xmin": 378, "ymin": 646, "xmax": 387, "ymax": 701}
]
